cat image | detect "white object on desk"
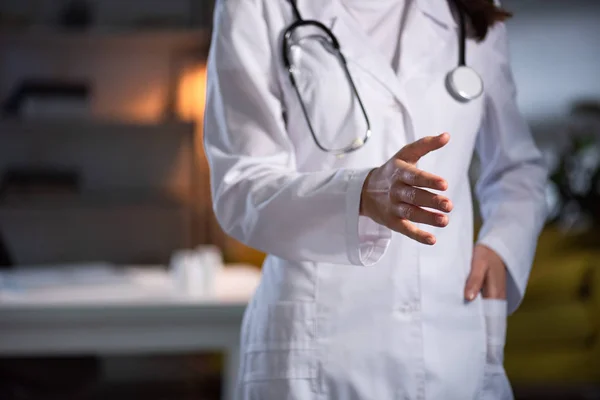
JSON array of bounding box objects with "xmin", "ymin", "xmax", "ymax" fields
[{"xmin": 169, "ymin": 245, "xmax": 223, "ymax": 298}]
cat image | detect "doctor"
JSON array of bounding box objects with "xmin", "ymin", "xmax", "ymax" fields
[{"xmin": 204, "ymin": 0, "xmax": 547, "ymax": 399}]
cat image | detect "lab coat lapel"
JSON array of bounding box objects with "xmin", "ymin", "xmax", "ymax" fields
[
  {"xmin": 415, "ymin": 0, "xmax": 458, "ymax": 30},
  {"xmin": 400, "ymin": 0, "xmax": 461, "ymax": 147},
  {"xmin": 292, "ymin": 0, "xmax": 461, "ymax": 144},
  {"xmin": 400, "ymin": 0, "xmax": 458, "ymax": 81},
  {"xmin": 328, "ymin": 15, "xmax": 405, "ymax": 101},
  {"xmin": 290, "ymin": 0, "xmax": 404, "ymax": 102}
]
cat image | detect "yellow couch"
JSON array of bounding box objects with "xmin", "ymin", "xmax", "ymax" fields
[{"xmin": 505, "ymin": 226, "xmax": 600, "ymax": 386}]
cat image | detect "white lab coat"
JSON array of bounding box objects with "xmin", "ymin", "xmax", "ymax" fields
[{"xmin": 203, "ymin": 0, "xmax": 548, "ymax": 399}]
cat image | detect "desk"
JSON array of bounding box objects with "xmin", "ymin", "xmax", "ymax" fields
[
  {"xmin": 0, "ymin": 300, "xmax": 246, "ymax": 400},
  {"xmin": 0, "ymin": 264, "xmax": 260, "ymax": 399}
]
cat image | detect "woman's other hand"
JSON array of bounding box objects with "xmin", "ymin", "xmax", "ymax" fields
[{"xmin": 465, "ymin": 244, "xmax": 508, "ymax": 301}]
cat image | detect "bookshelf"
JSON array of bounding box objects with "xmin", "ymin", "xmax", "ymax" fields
[{"xmin": 0, "ymin": 2, "xmax": 210, "ymax": 266}]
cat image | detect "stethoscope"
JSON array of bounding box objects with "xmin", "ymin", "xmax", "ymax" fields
[
  {"xmin": 445, "ymin": 2, "xmax": 485, "ymax": 103},
  {"xmin": 282, "ymin": 0, "xmax": 483, "ymax": 155}
]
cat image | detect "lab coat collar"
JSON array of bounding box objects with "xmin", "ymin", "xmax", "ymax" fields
[
  {"xmin": 294, "ymin": 0, "xmax": 455, "ymax": 98},
  {"xmin": 291, "ymin": 0, "xmax": 456, "ymax": 116},
  {"xmin": 415, "ymin": 0, "xmax": 458, "ymax": 29},
  {"xmin": 328, "ymin": 15, "xmax": 404, "ymax": 98},
  {"xmin": 293, "ymin": 0, "xmax": 457, "ymax": 29}
]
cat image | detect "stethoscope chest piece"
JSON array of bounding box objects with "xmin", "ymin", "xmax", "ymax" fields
[{"xmin": 446, "ymin": 65, "xmax": 484, "ymax": 103}]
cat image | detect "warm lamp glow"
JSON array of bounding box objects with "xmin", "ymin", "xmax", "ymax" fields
[{"xmin": 177, "ymin": 63, "xmax": 208, "ymax": 121}]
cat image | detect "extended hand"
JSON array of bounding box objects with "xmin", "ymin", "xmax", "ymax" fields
[
  {"xmin": 465, "ymin": 244, "xmax": 507, "ymax": 301},
  {"xmin": 360, "ymin": 133, "xmax": 453, "ymax": 245}
]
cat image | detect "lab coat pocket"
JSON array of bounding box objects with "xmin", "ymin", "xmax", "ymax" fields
[
  {"xmin": 241, "ymin": 301, "xmax": 320, "ymax": 396},
  {"xmin": 243, "ymin": 348, "xmax": 318, "ymax": 382},
  {"xmin": 480, "ymin": 299, "xmax": 514, "ymax": 400}
]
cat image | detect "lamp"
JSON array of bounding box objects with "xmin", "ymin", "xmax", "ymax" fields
[{"xmin": 176, "ymin": 61, "xmax": 207, "ymax": 121}]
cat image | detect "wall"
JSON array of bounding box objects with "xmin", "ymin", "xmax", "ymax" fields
[
  {"xmin": 1, "ymin": 0, "xmax": 599, "ymax": 264},
  {"xmin": 0, "ymin": 1, "xmax": 213, "ymax": 265},
  {"xmin": 3, "ymin": 0, "xmax": 598, "ymax": 127},
  {"xmin": 502, "ymin": 0, "xmax": 600, "ymax": 141}
]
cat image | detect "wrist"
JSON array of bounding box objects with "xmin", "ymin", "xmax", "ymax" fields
[{"xmin": 359, "ymin": 169, "xmax": 375, "ymax": 217}]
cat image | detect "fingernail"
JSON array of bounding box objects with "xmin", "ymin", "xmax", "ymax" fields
[
  {"xmin": 440, "ymin": 201, "xmax": 450, "ymax": 211},
  {"xmin": 436, "ymin": 215, "xmax": 447, "ymax": 225},
  {"xmin": 467, "ymin": 292, "xmax": 476, "ymax": 301},
  {"xmin": 427, "ymin": 236, "xmax": 436, "ymax": 245}
]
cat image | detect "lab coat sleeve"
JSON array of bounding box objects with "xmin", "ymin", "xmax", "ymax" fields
[
  {"xmin": 203, "ymin": 0, "xmax": 391, "ymax": 265},
  {"xmin": 475, "ymin": 23, "xmax": 549, "ymax": 315}
]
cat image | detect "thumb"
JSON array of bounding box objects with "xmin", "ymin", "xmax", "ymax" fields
[
  {"xmin": 396, "ymin": 133, "xmax": 450, "ymax": 164},
  {"xmin": 465, "ymin": 257, "xmax": 487, "ymax": 301}
]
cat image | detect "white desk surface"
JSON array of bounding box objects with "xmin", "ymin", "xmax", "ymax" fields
[
  {"xmin": 0, "ymin": 265, "xmax": 253, "ymax": 355},
  {"xmin": 0, "ymin": 265, "xmax": 253, "ymax": 400}
]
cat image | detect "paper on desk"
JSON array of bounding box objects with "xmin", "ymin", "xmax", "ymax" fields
[
  {"xmin": 0, "ymin": 265, "xmax": 177, "ymax": 304},
  {"xmin": 0, "ymin": 261, "xmax": 261, "ymax": 305},
  {"xmin": 0, "ymin": 262, "xmax": 124, "ymax": 291}
]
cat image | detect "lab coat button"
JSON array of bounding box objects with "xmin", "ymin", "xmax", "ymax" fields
[{"xmin": 397, "ymin": 303, "xmax": 420, "ymax": 313}]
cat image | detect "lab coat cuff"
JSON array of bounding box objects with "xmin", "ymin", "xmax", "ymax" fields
[
  {"xmin": 476, "ymin": 235, "xmax": 524, "ymax": 315},
  {"xmin": 346, "ymin": 168, "xmax": 392, "ymax": 266}
]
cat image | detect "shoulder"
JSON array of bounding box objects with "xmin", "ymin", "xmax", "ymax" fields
[
  {"xmin": 213, "ymin": 0, "xmax": 290, "ymax": 35},
  {"xmin": 214, "ymin": 0, "xmax": 286, "ymax": 18},
  {"xmin": 472, "ymin": 19, "xmax": 511, "ymax": 72}
]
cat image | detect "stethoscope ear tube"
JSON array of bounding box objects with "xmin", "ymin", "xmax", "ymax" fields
[{"xmin": 446, "ymin": 0, "xmax": 484, "ymax": 102}]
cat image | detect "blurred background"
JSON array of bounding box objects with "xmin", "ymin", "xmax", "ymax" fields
[{"xmin": 0, "ymin": 0, "xmax": 598, "ymax": 399}]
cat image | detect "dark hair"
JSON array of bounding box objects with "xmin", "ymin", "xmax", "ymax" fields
[{"xmin": 454, "ymin": 0, "xmax": 513, "ymax": 41}]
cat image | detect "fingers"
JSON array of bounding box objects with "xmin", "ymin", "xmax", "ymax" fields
[
  {"xmin": 393, "ymin": 219, "xmax": 437, "ymax": 245},
  {"xmin": 390, "ymin": 184, "xmax": 453, "ymax": 213},
  {"xmin": 367, "ymin": 134, "xmax": 452, "ymax": 246},
  {"xmin": 393, "ymin": 203, "xmax": 449, "ymax": 228},
  {"xmin": 396, "ymin": 133, "xmax": 450, "ymax": 164},
  {"xmin": 465, "ymin": 258, "xmax": 488, "ymax": 301},
  {"xmin": 481, "ymin": 263, "xmax": 507, "ymax": 299},
  {"xmin": 482, "ymin": 276, "xmax": 505, "ymax": 299},
  {"xmin": 394, "ymin": 164, "xmax": 448, "ymax": 191}
]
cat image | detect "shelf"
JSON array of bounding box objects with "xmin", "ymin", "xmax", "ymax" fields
[
  {"xmin": 0, "ymin": 201, "xmax": 192, "ymax": 264},
  {"xmin": 0, "ymin": 191, "xmax": 188, "ymax": 210},
  {"xmin": 0, "ymin": 27, "xmax": 211, "ymax": 52},
  {"xmin": 0, "ymin": 118, "xmax": 195, "ymax": 137}
]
